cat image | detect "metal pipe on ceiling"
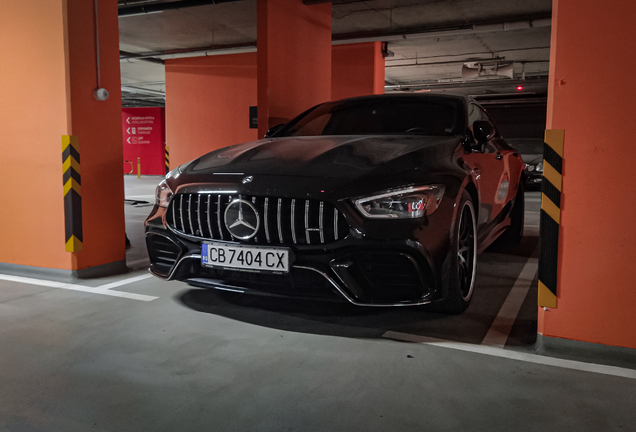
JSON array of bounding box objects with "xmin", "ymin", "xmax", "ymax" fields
[
  {"xmin": 383, "ymin": 76, "xmax": 549, "ymax": 92},
  {"xmin": 119, "ymin": 16, "xmax": 551, "ymax": 63},
  {"xmin": 121, "ymin": 86, "xmax": 166, "ymax": 97},
  {"xmin": 118, "ymin": 0, "xmax": 242, "ymax": 16},
  {"xmin": 386, "ymin": 59, "xmax": 549, "ymax": 69},
  {"xmin": 120, "ymin": 50, "xmax": 165, "ymax": 64},
  {"xmin": 119, "ymin": 43, "xmax": 256, "ymax": 61},
  {"xmin": 332, "ymin": 17, "xmax": 551, "ymax": 45}
]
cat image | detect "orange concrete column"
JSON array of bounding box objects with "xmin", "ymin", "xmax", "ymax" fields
[
  {"xmin": 538, "ymin": 0, "xmax": 636, "ymax": 348},
  {"xmin": 0, "ymin": 0, "xmax": 125, "ymax": 276},
  {"xmin": 332, "ymin": 42, "xmax": 385, "ymax": 101},
  {"xmin": 257, "ymin": 0, "xmax": 332, "ymax": 137},
  {"xmin": 165, "ymin": 53, "xmax": 258, "ymax": 168}
]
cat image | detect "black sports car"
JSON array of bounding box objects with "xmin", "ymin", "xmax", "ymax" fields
[{"xmin": 145, "ymin": 94, "xmax": 525, "ymax": 313}]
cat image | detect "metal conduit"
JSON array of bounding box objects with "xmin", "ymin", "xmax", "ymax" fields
[{"xmin": 118, "ymin": 0, "xmax": 243, "ymax": 16}]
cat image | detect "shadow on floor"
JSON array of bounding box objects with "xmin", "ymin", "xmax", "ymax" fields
[{"xmin": 176, "ymin": 232, "xmax": 539, "ymax": 345}]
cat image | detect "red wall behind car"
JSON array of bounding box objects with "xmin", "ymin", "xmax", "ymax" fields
[
  {"xmin": 332, "ymin": 42, "xmax": 385, "ymax": 101},
  {"xmin": 539, "ymin": 0, "xmax": 636, "ymax": 349},
  {"xmin": 122, "ymin": 107, "xmax": 166, "ymax": 175},
  {"xmin": 164, "ymin": 53, "xmax": 259, "ymax": 169}
]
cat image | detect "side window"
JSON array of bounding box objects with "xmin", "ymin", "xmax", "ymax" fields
[
  {"xmin": 479, "ymin": 108, "xmax": 499, "ymax": 153},
  {"xmin": 468, "ymin": 103, "xmax": 481, "ymax": 125},
  {"xmin": 477, "ymin": 105, "xmax": 491, "ymax": 122},
  {"xmin": 468, "ymin": 103, "xmax": 493, "ymax": 128},
  {"xmin": 470, "ymin": 103, "xmax": 497, "ymax": 153}
]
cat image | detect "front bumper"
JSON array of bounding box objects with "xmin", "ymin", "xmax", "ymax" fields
[
  {"xmin": 145, "ymin": 202, "xmax": 449, "ymax": 307},
  {"xmin": 524, "ymin": 169, "xmax": 543, "ymax": 189}
]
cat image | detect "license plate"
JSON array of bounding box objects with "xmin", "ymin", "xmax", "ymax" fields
[{"xmin": 201, "ymin": 242, "xmax": 291, "ymax": 273}]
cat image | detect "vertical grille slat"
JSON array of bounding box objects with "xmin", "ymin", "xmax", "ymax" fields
[
  {"xmin": 291, "ymin": 199, "xmax": 297, "ymax": 244},
  {"xmin": 187, "ymin": 194, "xmax": 194, "ymax": 234},
  {"xmin": 264, "ymin": 197, "xmax": 271, "ymax": 243},
  {"xmin": 179, "ymin": 194, "xmax": 185, "ymax": 233},
  {"xmin": 304, "ymin": 200, "xmax": 311, "ymax": 245},
  {"xmin": 206, "ymin": 194, "xmax": 213, "ymax": 239},
  {"xmin": 252, "ymin": 196, "xmax": 258, "ymax": 242},
  {"xmin": 172, "ymin": 196, "xmax": 177, "ymax": 230},
  {"xmin": 217, "ymin": 194, "xmax": 224, "ymax": 240},
  {"xmin": 334, "ymin": 208, "xmax": 339, "ymax": 241},
  {"xmin": 196, "ymin": 195, "xmax": 203, "ymax": 236},
  {"xmin": 277, "ymin": 198, "xmax": 283, "ymax": 243},
  {"xmin": 168, "ymin": 193, "xmax": 347, "ymax": 245},
  {"xmin": 227, "ymin": 195, "xmax": 234, "ymax": 240},
  {"xmin": 319, "ymin": 201, "xmax": 324, "ymax": 244}
]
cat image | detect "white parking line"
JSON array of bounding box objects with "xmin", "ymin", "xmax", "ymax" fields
[
  {"xmin": 0, "ymin": 274, "xmax": 158, "ymax": 302},
  {"xmin": 125, "ymin": 195, "xmax": 155, "ymax": 200},
  {"xmin": 99, "ymin": 274, "xmax": 154, "ymax": 290},
  {"xmin": 481, "ymin": 257, "xmax": 538, "ymax": 347},
  {"xmin": 382, "ymin": 331, "xmax": 636, "ymax": 380}
]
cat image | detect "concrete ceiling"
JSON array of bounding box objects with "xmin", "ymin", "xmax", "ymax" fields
[{"xmin": 118, "ymin": 0, "xmax": 552, "ymax": 106}]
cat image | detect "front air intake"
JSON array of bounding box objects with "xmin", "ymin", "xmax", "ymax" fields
[{"xmin": 146, "ymin": 233, "xmax": 182, "ymax": 277}]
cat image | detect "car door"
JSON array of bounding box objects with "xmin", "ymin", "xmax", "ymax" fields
[{"xmin": 465, "ymin": 104, "xmax": 509, "ymax": 234}]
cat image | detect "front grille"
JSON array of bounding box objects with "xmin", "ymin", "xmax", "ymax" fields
[
  {"xmin": 146, "ymin": 233, "xmax": 182, "ymax": 277},
  {"xmin": 167, "ymin": 193, "xmax": 349, "ymax": 246}
]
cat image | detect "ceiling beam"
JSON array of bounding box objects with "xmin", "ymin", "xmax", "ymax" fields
[{"xmin": 118, "ymin": 0, "xmax": 243, "ymax": 16}]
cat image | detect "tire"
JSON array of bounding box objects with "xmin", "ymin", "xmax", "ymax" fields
[
  {"xmin": 500, "ymin": 181, "xmax": 524, "ymax": 244},
  {"xmin": 438, "ymin": 191, "xmax": 478, "ymax": 314}
]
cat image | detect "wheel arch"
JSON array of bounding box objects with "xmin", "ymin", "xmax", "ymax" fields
[{"xmin": 464, "ymin": 181, "xmax": 479, "ymax": 222}]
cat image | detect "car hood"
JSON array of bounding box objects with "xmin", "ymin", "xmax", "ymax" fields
[
  {"xmin": 174, "ymin": 135, "xmax": 461, "ymax": 199},
  {"xmin": 183, "ymin": 135, "xmax": 458, "ymax": 177},
  {"xmin": 521, "ymin": 153, "xmax": 543, "ymax": 165}
]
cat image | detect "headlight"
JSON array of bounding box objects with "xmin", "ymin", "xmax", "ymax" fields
[
  {"xmin": 155, "ymin": 179, "xmax": 174, "ymax": 208},
  {"xmin": 354, "ymin": 185, "xmax": 445, "ymax": 219},
  {"xmin": 526, "ymin": 163, "xmax": 535, "ymax": 172},
  {"xmin": 535, "ymin": 162, "xmax": 543, "ymax": 173}
]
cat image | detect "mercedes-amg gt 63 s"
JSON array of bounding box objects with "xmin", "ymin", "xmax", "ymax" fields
[{"xmin": 145, "ymin": 94, "xmax": 525, "ymax": 313}]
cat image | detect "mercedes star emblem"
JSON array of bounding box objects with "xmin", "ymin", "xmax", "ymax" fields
[
  {"xmin": 242, "ymin": 176, "xmax": 253, "ymax": 184},
  {"xmin": 224, "ymin": 199, "xmax": 260, "ymax": 240}
]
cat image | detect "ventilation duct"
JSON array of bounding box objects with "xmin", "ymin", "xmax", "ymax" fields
[{"xmin": 462, "ymin": 62, "xmax": 515, "ymax": 81}]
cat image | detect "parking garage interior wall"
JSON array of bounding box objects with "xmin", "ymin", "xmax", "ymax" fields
[
  {"xmin": 257, "ymin": 0, "xmax": 332, "ymax": 137},
  {"xmin": 165, "ymin": 53, "xmax": 258, "ymax": 168},
  {"xmin": 539, "ymin": 0, "xmax": 636, "ymax": 349},
  {"xmin": 0, "ymin": 0, "xmax": 126, "ymax": 272},
  {"xmin": 331, "ymin": 42, "xmax": 385, "ymax": 101}
]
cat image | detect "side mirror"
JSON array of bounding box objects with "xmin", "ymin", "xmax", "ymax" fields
[
  {"xmin": 462, "ymin": 131, "xmax": 485, "ymax": 153},
  {"xmin": 473, "ymin": 120, "xmax": 494, "ymax": 144},
  {"xmin": 264, "ymin": 123, "xmax": 285, "ymax": 138}
]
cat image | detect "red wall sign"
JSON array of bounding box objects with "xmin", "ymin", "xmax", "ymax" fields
[{"xmin": 122, "ymin": 107, "xmax": 166, "ymax": 175}]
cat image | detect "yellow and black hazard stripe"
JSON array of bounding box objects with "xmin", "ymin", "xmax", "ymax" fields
[
  {"xmin": 165, "ymin": 145, "xmax": 170, "ymax": 174},
  {"xmin": 538, "ymin": 129, "xmax": 564, "ymax": 308},
  {"xmin": 62, "ymin": 135, "xmax": 83, "ymax": 252}
]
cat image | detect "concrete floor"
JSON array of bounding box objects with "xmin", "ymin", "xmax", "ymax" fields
[{"xmin": 0, "ymin": 176, "xmax": 634, "ymax": 431}]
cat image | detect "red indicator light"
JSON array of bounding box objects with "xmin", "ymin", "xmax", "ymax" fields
[
  {"xmin": 320, "ymin": 190, "xmax": 325, "ymax": 193},
  {"xmin": 516, "ymin": 86, "xmax": 524, "ymax": 91}
]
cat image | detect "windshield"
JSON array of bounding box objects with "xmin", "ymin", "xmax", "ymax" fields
[{"xmin": 277, "ymin": 98, "xmax": 465, "ymax": 137}]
